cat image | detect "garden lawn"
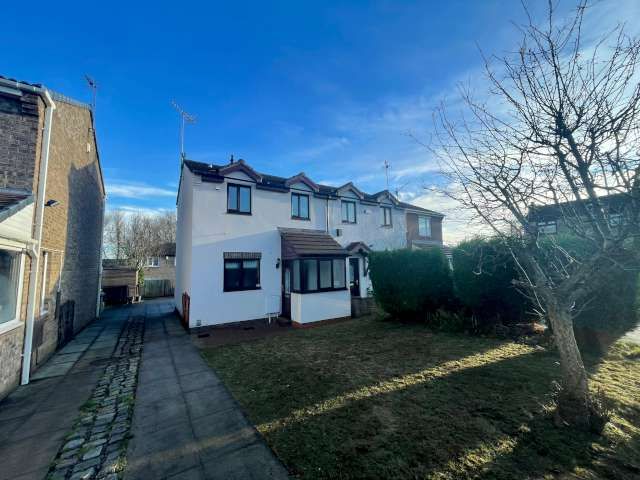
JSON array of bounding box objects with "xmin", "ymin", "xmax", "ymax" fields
[{"xmin": 201, "ymin": 317, "xmax": 640, "ymax": 479}]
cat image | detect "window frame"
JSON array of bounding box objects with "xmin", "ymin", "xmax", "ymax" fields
[
  {"xmin": 536, "ymin": 220, "xmax": 557, "ymax": 234},
  {"xmin": 291, "ymin": 192, "xmax": 310, "ymax": 220},
  {"xmin": 341, "ymin": 200, "xmax": 357, "ymax": 224},
  {"xmin": 382, "ymin": 206, "xmax": 392, "ymax": 227},
  {"xmin": 227, "ymin": 183, "xmax": 252, "ymax": 215},
  {"xmin": 418, "ymin": 215, "xmax": 431, "ymax": 237},
  {"xmin": 223, "ymin": 258, "xmax": 261, "ymax": 292},
  {"xmin": 290, "ymin": 257, "xmax": 347, "ymax": 294},
  {"xmin": 146, "ymin": 256, "xmax": 160, "ymax": 268},
  {"xmin": 0, "ymin": 247, "xmax": 25, "ymax": 334},
  {"xmin": 40, "ymin": 251, "xmax": 49, "ymax": 314}
]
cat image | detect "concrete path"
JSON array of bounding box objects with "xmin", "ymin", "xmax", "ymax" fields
[
  {"xmin": 0, "ymin": 303, "xmax": 134, "ymax": 480},
  {"xmin": 125, "ymin": 300, "xmax": 289, "ymax": 480}
]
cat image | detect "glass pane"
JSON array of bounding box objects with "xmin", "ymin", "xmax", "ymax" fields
[
  {"xmin": 333, "ymin": 259, "xmax": 345, "ymax": 288},
  {"xmin": 349, "ymin": 203, "xmax": 356, "ymax": 222},
  {"xmin": 0, "ymin": 250, "xmax": 19, "ymax": 323},
  {"xmin": 291, "ymin": 195, "xmax": 299, "ymax": 217},
  {"xmin": 284, "ymin": 268, "xmax": 291, "ymax": 294},
  {"xmin": 242, "ymin": 260, "xmax": 258, "ymax": 269},
  {"xmin": 239, "ymin": 187, "xmax": 251, "ymax": 212},
  {"xmin": 224, "ymin": 261, "xmax": 242, "ymax": 290},
  {"xmin": 300, "ymin": 195, "xmax": 309, "ymax": 219},
  {"xmin": 342, "ymin": 202, "xmax": 348, "ymax": 221},
  {"xmin": 304, "ymin": 260, "xmax": 317, "ymax": 291},
  {"xmin": 225, "ymin": 261, "xmax": 241, "ymax": 269},
  {"xmin": 293, "ymin": 260, "xmax": 300, "ymax": 291},
  {"xmin": 319, "ymin": 260, "xmax": 332, "ymax": 289},
  {"xmin": 242, "ymin": 267, "xmax": 258, "ymax": 288},
  {"xmin": 228, "ymin": 186, "xmax": 238, "ymax": 210},
  {"xmin": 419, "ymin": 216, "xmax": 429, "ymax": 236}
]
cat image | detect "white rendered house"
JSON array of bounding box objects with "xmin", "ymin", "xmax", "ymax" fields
[{"xmin": 174, "ymin": 158, "xmax": 443, "ymax": 328}]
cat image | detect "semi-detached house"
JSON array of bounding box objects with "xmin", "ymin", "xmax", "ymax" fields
[{"xmin": 175, "ymin": 158, "xmax": 444, "ymax": 328}]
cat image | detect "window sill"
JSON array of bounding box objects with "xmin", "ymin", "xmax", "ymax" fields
[
  {"xmin": 223, "ymin": 287, "xmax": 262, "ymax": 293},
  {"xmin": 291, "ymin": 216, "xmax": 311, "ymax": 221},
  {"xmin": 381, "ymin": 224, "xmax": 393, "ymax": 228},
  {"xmin": 0, "ymin": 319, "xmax": 23, "ymax": 336},
  {"xmin": 341, "ymin": 221, "xmax": 357, "ymax": 225},
  {"xmin": 227, "ymin": 210, "xmax": 252, "ymax": 216},
  {"xmin": 292, "ymin": 287, "xmax": 348, "ymax": 295}
]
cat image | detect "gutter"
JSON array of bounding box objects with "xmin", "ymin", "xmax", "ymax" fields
[{"xmin": 20, "ymin": 89, "xmax": 56, "ymax": 385}]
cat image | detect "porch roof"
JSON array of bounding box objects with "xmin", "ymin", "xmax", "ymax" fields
[
  {"xmin": 345, "ymin": 241, "xmax": 373, "ymax": 255},
  {"xmin": 279, "ymin": 228, "xmax": 349, "ymax": 259}
]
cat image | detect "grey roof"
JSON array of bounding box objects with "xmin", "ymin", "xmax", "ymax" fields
[
  {"xmin": 528, "ymin": 193, "xmax": 632, "ymax": 222},
  {"xmin": 183, "ymin": 159, "xmax": 444, "ymax": 216},
  {"xmin": 279, "ymin": 228, "xmax": 349, "ymax": 259},
  {"xmin": 0, "ymin": 189, "xmax": 33, "ymax": 223}
]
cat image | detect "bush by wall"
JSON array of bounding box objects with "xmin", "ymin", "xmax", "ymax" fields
[
  {"xmin": 368, "ymin": 248, "xmax": 454, "ymax": 321},
  {"xmin": 451, "ymin": 238, "xmax": 530, "ymax": 329}
]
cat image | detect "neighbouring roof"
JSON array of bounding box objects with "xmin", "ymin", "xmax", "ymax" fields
[
  {"xmin": 183, "ymin": 159, "xmax": 444, "ymax": 217},
  {"xmin": 102, "ymin": 259, "xmax": 134, "ymax": 269},
  {"xmin": 279, "ymin": 228, "xmax": 349, "ymax": 259},
  {"xmin": 154, "ymin": 242, "xmax": 176, "ymax": 257},
  {"xmin": 528, "ymin": 193, "xmax": 632, "ymax": 222},
  {"xmin": 0, "ymin": 188, "xmax": 33, "ymax": 223}
]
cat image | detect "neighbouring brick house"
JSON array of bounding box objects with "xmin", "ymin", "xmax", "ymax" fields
[
  {"xmin": 0, "ymin": 75, "xmax": 105, "ymax": 399},
  {"xmin": 142, "ymin": 242, "xmax": 176, "ymax": 298}
]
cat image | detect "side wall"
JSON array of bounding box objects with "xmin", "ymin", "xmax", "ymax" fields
[
  {"xmin": 175, "ymin": 167, "xmax": 194, "ymax": 315},
  {"xmin": 35, "ymin": 100, "xmax": 104, "ymax": 364}
]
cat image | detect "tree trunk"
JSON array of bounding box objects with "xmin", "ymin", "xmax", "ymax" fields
[{"xmin": 546, "ymin": 302, "xmax": 592, "ymax": 429}]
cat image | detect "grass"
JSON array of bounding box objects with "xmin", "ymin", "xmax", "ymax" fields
[{"xmin": 201, "ymin": 317, "xmax": 640, "ymax": 479}]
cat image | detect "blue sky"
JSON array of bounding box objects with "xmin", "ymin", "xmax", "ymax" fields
[{"xmin": 1, "ymin": 1, "xmax": 636, "ymax": 242}]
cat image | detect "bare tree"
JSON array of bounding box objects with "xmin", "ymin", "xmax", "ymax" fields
[
  {"xmin": 103, "ymin": 210, "xmax": 177, "ymax": 268},
  {"xmin": 434, "ymin": 1, "xmax": 640, "ymax": 430},
  {"xmin": 103, "ymin": 209, "xmax": 126, "ymax": 259}
]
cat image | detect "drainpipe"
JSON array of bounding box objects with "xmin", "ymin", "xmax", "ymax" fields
[
  {"xmin": 21, "ymin": 90, "xmax": 56, "ymax": 385},
  {"xmin": 325, "ymin": 198, "xmax": 330, "ymax": 233}
]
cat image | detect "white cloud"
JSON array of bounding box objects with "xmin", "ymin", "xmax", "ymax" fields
[
  {"xmin": 106, "ymin": 181, "xmax": 176, "ymax": 200},
  {"xmin": 107, "ymin": 204, "xmax": 174, "ymax": 217}
]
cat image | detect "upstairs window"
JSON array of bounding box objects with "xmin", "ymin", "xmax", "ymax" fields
[
  {"xmin": 382, "ymin": 207, "xmax": 392, "ymax": 226},
  {"xmin": 291, "ymin": 193, "xmax": 310, "ymax": 220},
  {"xmin": 146, "ymin": 256, "xmax": 160, "ymax": 267},
  {"xmin": 537, "ymin": 220, "xmax": 557, "ymax": 234},
  {"xmin": 223, "ymin": 254, "xmax": 261, "ymax": 291},
  {"xmin": 341, "ymin": 201, "xmax": 357, "ymax": 224},
  {"xmin": 227, "ymin": 184, "xmax": 251, "ymax": 214},
  {"xmin": 418, "ymin": 216, "xmax": 431, "ymax": 237}
]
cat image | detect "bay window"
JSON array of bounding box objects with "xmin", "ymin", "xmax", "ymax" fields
[{"xmin": 289, "ymin": 257, "xmax": 347, "ymax": 293}]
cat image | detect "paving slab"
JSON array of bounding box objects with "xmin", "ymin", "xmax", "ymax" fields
[{"xmin": 125, "ymin": 302, "xmax": 289, "ymax": 480}]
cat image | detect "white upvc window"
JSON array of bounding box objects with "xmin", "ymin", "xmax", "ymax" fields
[
  {"xmin": 537, "ymin": 220, "xmax": 557, "ymax": 234},
  {"xmin": 146, "ymin": 256, "xmax": 160, "ymax": 267},
  {"xmin": 418, "ymin": 216, "xmax": 431, "ymax": 237},
  {"xmin": 0, "ymin": 247, "xmax": 25, "ymax": 334},
  {"xmin": 40, "ymin": 251, "xmax": 49, "ymax": 314}
]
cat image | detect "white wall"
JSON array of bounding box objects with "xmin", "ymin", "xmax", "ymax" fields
[
  {"xmin": 174, "ymin": 167, "xmax": 194, "ymax": 314},
  {"xmin": 290, "ymin": 290, "xmax": 350, "ymax": 324}
]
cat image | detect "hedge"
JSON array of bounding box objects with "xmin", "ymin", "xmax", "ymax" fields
[
  {"xmin": 451, "ymin": 237, "xmax": 530, "ymax": 327},
  {"xmin": 368, "ymin": 248, "xmax": 454, "ymax": 321}
]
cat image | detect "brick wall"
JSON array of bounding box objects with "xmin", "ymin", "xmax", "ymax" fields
[
  {"xmin": 34, "ymin": 100, "xmax": 105, "ymax": 364},
  {"xmin": 406, "ymin": 212, "xmax": 443, "ymax": 245},
  {"xmin": 0, "ymin": 92, "xmax": 41, "ymax": 192},
  {"xmin": 143, "ymin": 256, "xmax": 176, "ymax": 282}
]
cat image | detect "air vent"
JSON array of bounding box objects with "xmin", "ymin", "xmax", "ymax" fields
[{"xmin": 335, "ymin": 228, "xmax": 342, "ymax": 237}]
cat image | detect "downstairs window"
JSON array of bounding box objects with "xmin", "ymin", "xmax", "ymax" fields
[{"xmin": 223, "ymin": 254, "xmax": 261, "ymax": 291}]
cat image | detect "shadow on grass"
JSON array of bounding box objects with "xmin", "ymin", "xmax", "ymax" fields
[{"xmin": 203, "ymin": 317, "xmax": 507, "ymax": 426}]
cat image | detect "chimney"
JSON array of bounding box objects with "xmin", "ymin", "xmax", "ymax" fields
[{"xmin": 230, "ymin": 154, "xmax": 234, "ymax": 164}]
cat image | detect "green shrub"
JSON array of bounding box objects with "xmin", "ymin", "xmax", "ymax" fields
[
  {"xmin": 452, "ymin": 237, "xmax": 530, "ymax": 328},
  {"xmin": 369, "ymin": 248, "xmax": 454, "ymax": 321}
]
